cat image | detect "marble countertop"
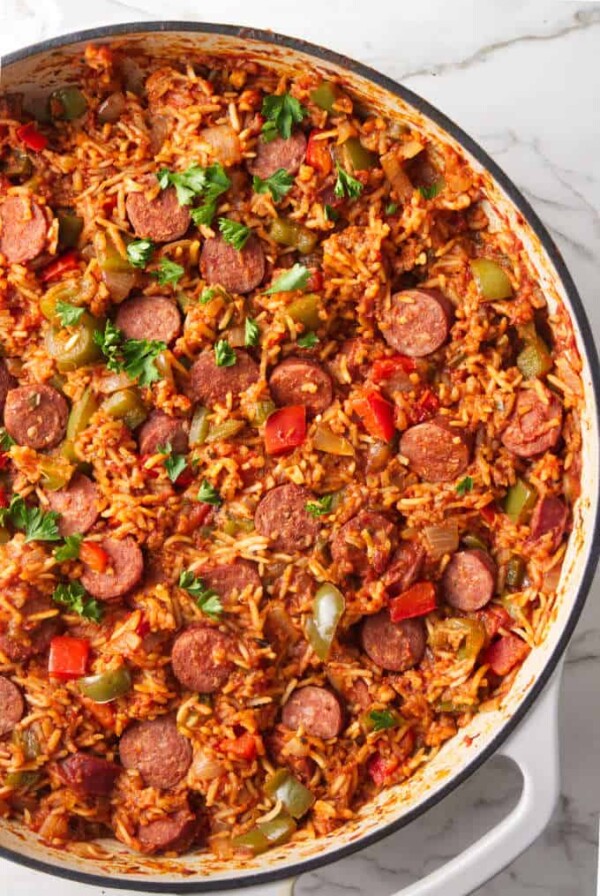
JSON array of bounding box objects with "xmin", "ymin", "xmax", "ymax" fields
[{"xmin": 1, "ymin": 1, "xmax": 599, "ymax": 894}]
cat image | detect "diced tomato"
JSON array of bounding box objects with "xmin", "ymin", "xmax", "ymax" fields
[
  {"xmin": 40, "ymin": 250, "xmax": 80, "ymax": 283},
  {"xmin": 103, "ymin": 195, "xmax": 118, "ymax": 215},
  {"xmin": 306, "ymin": 269, "xmax": 323, "ymax": 292},
  {"xmin": 410, "ymin": 388, "xmax": 440, "ymax": 424},
  {"xmin": 264, "ymin": 405, "xmax": 306, "ymax": 456},
  {"xmin": 222, "ymin": 732, "xmax": 259, "ymax": 761},
  {"xmin": 371, "ymin": 355, "xmax": 416, "ymax": 382},
  {"xmin": 0, "ymin": 484, "xmax": 8, "ymax": 507},
  {"xmin": 475, "ymin": 604, "xmax": 512, "ymax": 643},
  {"xmin": 48, "ymin": 636, "xmax": 90, "ymax": 680},
  {"xmin": 134, "ymin": 611, "xmax": 151, "ymax": 639},
  {"xmin": 353, "ymin": 390, "xmax": 396, "ymax": 442},
  {"xmin": 367, "ymin": 753, "xmax": 399, "ymax": 787},
  {"xmin": 480, "ymin": 503, "xmax": 497, "ymax": 525},
  {"xmin": 0, "ymin": 453, "xmax": 10, "ymax": 471},
  {"xmin": 16, "ymin": 122, "xmax": 48, "ymax": 152},
  {"xmin": 79, "ymin": 541, "xmax": 109, "ymax": 573},
  {"xmin": 306, "ymin": 129, "xmax": 332, "ymax": 176},
  {"xmin": 482, "ymin": 633, "xmax": 530, "ymax": 676},
  {"xmin": 389, "ymin": 581, "xmax": 437, "ymax": 622}
]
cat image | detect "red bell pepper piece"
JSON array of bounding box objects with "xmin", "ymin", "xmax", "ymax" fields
[
  {"xmin": 389, "ymin": 581, "xmax": 437, "ymax": 623},
  {"xmin": 40, "ymin": 250, "xmax": 80, "ymax": 283},
  {"xmin": 367, "ymin": 753, "xmax": 399, "ymax": 787},
  {"xmin": 410, "ymin": 388, "xmax": 440, "ymax": 424},
  {"xmin": 79, "ymin": 541, "xmax": 109, "ymax": 574},
  {"xmin": 353, "ymin": 390, "xmax": 395, "ymax": 442},
  {"xmin": 475, "ymin": 604, "xmax": 512, "ymax": 643},
  {"xmin": 222, "ymin": 732, "xmax": 259, "ymax": 761},
  {"xmin": 482, "ymin": 633, "xmax": 529, "ymax": 676},
  {"xmin": 371, "ymin": 355, "xmax": 416, "ymax": 382},
  {"xmin": 306, "ymin": 129, "xmax": 332, "ymax": 175},
  {"xmin": 134, "ymin": 611, "xmax": 151, "ymax": 639},
  {"xmin": 306, "ymin": 269, "xmax": 323, "ymax": 292},
  {"xmin": 48, "ymin": 636, "xmax": 90, "ymax": 680},
  {"xmin": 480, "ymin": 503, "xmax": 497, "ymax": 526},
  {"xmin": 16, "ymin": 122, "xmax": 48, "ymax": 152},
  {"xmin": 264, "ymin": 405, "xmax": 306, "ymax": 456}
]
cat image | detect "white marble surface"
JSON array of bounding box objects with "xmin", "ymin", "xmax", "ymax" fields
[{"xmin": 1, "ymin": 1, "xmax": 599, "ymax": 894}]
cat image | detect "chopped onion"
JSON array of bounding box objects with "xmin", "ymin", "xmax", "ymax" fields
[
  {"xmin": 191, "ymin": 752, "xmax": 226, "ymax": 781},
  {"xmin": 380, "ymin": 149, "xmax": 413, "ymax": 202},
  {"xmin": 102, "ymin": 268, "xmax": 137, "ymax": 302},
  {"xmin": 424, "ymin": 521, "xmax": 459, "ymax": 558}
]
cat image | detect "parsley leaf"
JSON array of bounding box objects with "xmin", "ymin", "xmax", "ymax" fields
[
  {"xmin": 54, "ymin": 534, "xmax": 83, "ymax": 562},
  {"xmin": 120, "ymin": 337, "xmax": 167, "ymax": 386},
  {"xmin": 200, "ymin": 287, "xmax": 218, "ymax": 304},
  {"xmin": 127, "ymin": 238, "xmax": 155, "ymax": 269},
  {"xmin": 261, "ymin": 92, "xmax": 307, "ymax": 141},
  {"xmin": 218, "ymin": 218, "xmax": 251, "ymax": 251},
  {"xmin": 252, "ymin": 168, "xmax": 294, "ymax": 202},
  {"xmin": 244, "ymin": 317, "xmax": 260, "ymax": 347},
  {"xmin": 52, "ymin": 580, "xmax": 103, "ymax": 622},
  {"xmin": 297, "ymin": 331, "xmax": 318, "ymax": 348},
  {"xmin": 334, "ymin": 163, "xmax": 363, "ymax": 200},
  {"xmin": 178, "ymin": 569, "xmax": 223, "ymax": 620},
  {"xmin": 305, "ymin": 494, "xmax": 333, "ymax": 516},
  {"xmin": 157, "ymin": 165, "xmax": 210, "ymax": 206},
  {"xmin": 265, "ymin": 263, "xmax": 309, "ymax": 295},
  {"xmin": 158, "ymin": 442, "xmax": 188, "ymax": 484},
  {"xmin": 419, "ymin": 181, "xmax": 444, "ymax": 200},
  {"xmin": 55, "ymin": 300, "xmax": 85, "ymax": 327},
  {"xmin": 214, "ymin": 339, "xmax": 236, "ymax": 368},
  {"xmin": 191, "ymin": 201, "xmax": 217, "ymax": 227},
  {"xmin": 324, "ymin": 204, "xmax": 339, "ymax": 222},
  {"xmin": 6, "ymin": 494, "xmax": 61, "ymax": 543},
  {"xmin": 93, "ymin": 320, "xmax": 123, "ymax": 373},
  {"xmin": 0, "ymin": 428, "xmax": 15, "ymax": 452},
  {"xmin": 198, "ymin": 479, "xmax": 223, "ymax": 506},
  {"xmin": 369, "ymin": 709, "xmax": 402, "ymax": 732},
  {"xmin": 456, "ymin": 476, "xmax": 474, "ymax": 496},
  {"xmin": 159, "ymin": 162, "xmax": 230, "ymax": 220},
  {"xmin": 153, "ymin": 257, "xmax": 184, "ymax": 286},
  {"xmin": 385, "ymin": 202, "xmax": 398, "ymax": 215}
]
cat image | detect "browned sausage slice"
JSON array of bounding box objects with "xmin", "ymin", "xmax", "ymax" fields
[
  {"xmin": 331, "ymin": 510, "xmax": 397, "ymax": 577},
  {"xmin": 382, "ymin": 541, "xmax": 425, "ymax": 595},
  {"xmin": 115, "ymin": 295, "xmax": 182, "ymax": 345},
  {"xmin": 57, "ymin": 752, "xmax": 120, "ymax": 796},
  {"xmin": 171, "ymin": 625, "xmax": 234, "ymax": 693},
  {"xmin": 200, "ymin": 234, "xmax": 265, "ymax": 294},
  {"xmin": 400, "ymin": 417, "xmax": 471, "ymax": 483},
  {"xmin": 0, "ymin": 595, "xmax": 62, "ymax": 662},
  {"xmin": 138, "ymin": 808, "xmax": 197, "ymax": 854},
  {"xmin": 501, "ymin": 386, "xmax": 563, "ymax": 458},
  {"xmin": 4, "ymin": 384, "xmax": 68, "ymax": 450},
  {"xmin": 0, "ymin": 359, "xmax": 16, "ymax": 417},
  {"xmin": 443, "ymin": 549, "xmax": 497, "ymax": 611},
  {"xmin": 194, "ymin": 561, "xmax": 261, "ymax": 598},
  {"xmin": 46, "ymin": 473, "xmax": 101, "ymax": 537},
  {"xmin": 248, "ymin": 131, "xmax": 307, "ymax": 180},
  {"xmin": 188, "ymin": 349, "xmax": 260, "ymax": 406},
  {"xmin": 0, "ymin": 196, "xmax": 48, "ymax": 264},
  {"xmin": 269, "ymin": 358, "xmax": 333, "ymax": 417},
  {"xmin": 529, "ymin": 496, "xmax": 568, "ymax": 551},
  {"xmin": 0, "ymin": 676, "xmax": 24, "ymax": 736},
  {"xmin": 119, "ymin": 715, "xmax": 192, "ymax": 789},
  {"xmin": 379, "ymin": 289, "xmax": 453, "ymax": 357},
  {"xmin": 254, "ymin": 483, "xmax": 319, "ymax": 552},
  {"xmin": 80, "ymin": 537, "xmax": 144, "ymax": 600},
  {"xmin": 138, "ymin": 410, "xmax": 189, "ymax": 456},
  {"xmin": 126, "ymin": 178, "xmax": 190, "ymax": 243},
  {"xmin": 361, "ymin": 610, "xmax": 426, "ymax": 672},
  {"xmin": 282, "ymin": 686, "xmax": 344, "ymax": 739}
]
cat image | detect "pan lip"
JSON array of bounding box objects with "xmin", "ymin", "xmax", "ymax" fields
[{"xmin": 1, "ymin": 19, "xmax": 599, "ymax": 892}]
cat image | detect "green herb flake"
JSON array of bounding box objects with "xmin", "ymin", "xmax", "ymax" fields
[
  {"xmin": 385, "ymin": 202, "xmax": 398, "ymax": 215},
  {"xmin": 158, "ymin": 441, "xmax": 188, "ymax": 484},
  {"xmin": 261, "ymin": 92, "xmax": 307, "ymax": 142},
  {"xmin": 120, "ymin": 337, "xmax": 167, "ymax": 386},
  {"xmin": 244, "ymin": 317, "xmax": 260, "ymax": 347},
  {"xmin": 52, "ymin": 580, "xmax": 103, "ymax": 622},
  {"xmin": 456, "ymin": 476, "xmax": 474, "ymax": 496},
  {"xmin": 419, "ymin": 181, "xmax": 443, "ymax": 200},
  {"xmin": 126, "ymin": 238, "xmax": 155, "ymax": 269},
  {"xmin": 157, "ymin": 165, "xmax": 214, "ymax": 206},
  {"xmin": 218, "ymin": 218, "xmax": 251, "ymax": 251},
  {"xmin": 200, "ymin": 287, "xmax": 218, "ymax": 305},
  {"xmin": 252, "ymin": 168, "xmax": 294, "ymax": 202},
  {"xmin": 7, "ymin": 495, "xmax": 61, "ymax": 543},
  {"xmin": 55, "ymin": 301, "xmax": 85, "ymax": 327},
  {"xmin": 297, "ymin": 331, "xmax": 318, "ymax": 349},
  {"xmin": 305, "ymin": 494, "xmax": 333, "ymax": 517},
  {"xmin": 54, "ymin": 533, "xmax": 83, "ymax": 562},
  {"xmin": 324, "ymin": 204, "xmax": 339, "ymax": 222},
  {"xmin": 214, "ymin": 339, "xmax": 237, "ymax": 368},
  {"xmin": 153, "ymin": 257, "xmax": 185, "ymax": 286},
  {"xmin": 265, "ymin": 263, "xmax": 310, "ymax": 295},
  {"xmin": 369, "ymin": 709, "xmax": 401, "ymax": 732},
  {"xmin": 334, "ymin": 163, "xmax": 363, "ymax": 200},
  {"xmin": 93, "ymin": 319, "xmax": 123, "ymax": 373},
  {"xmin": 178, "ymin": 569, "xmax": 223, "ymax": 620},
  {"xmin": 0, "ymin": 428, "xmax": 15, "ymax": 452},
  {"xmin": 198, "ymin": 479, "xmax": 223, "ymax": 506}
]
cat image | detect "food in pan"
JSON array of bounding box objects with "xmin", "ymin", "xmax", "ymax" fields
[{"xmin": 0, "ymin": 43, "xmax": 583, "ymax": 858}]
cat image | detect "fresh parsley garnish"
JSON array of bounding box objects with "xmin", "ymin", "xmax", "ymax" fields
[
  {"xmin": 94, "ymin": 319, "xmax": 122, "ymax": 371},
  {"xmin": 158, "ymin": 162, "xmax": 230, "ymax": 222},
  {"xmin": 252, "ymin": 168, "xmax": 294, "ymax": 202},
  {"xmin": 261, "ymin": 92, "xmax": 306, "ymax": 142},
  {"xmin": 3, "ymin": 494, "xmax": 61, "ymax": 543},
  {"xmin": 324, "ymin": 204, "xmax": 339, "ymax": 222},
  {"xmin": 334, "ymin": 163, "xmax": 363, "ymax": 200},
  {"xmin": 419, "ymin": 181, "xmax": 444, "ymax": 200},
  {"xmin": 305, "ymin": 494, "xmax": 333, "ymax": 517},
  {"xmin": 127, "ymin": 238, "xmax": 155, "ymax": 269},
  {"xmin": 157, "ymin": 165, "xmax": 209, "ymax": 206},
  {"xmin": 94, "ymin": 321, "xmax": 166, "ymax": 386},
  {"xmin": 456, "ymin": 476, "xmax": 474, "ymax": 496},
  {"xmin": 198, "ymin": 479, "xmax": 223, "ymax": 506},
  {"xmin": 244, "ymin": 318, "xmax": 260, "ymax": 347},
  {"xmin": 369, "ymin": 709, "xmax": 401, "ymax": 732},
  {"xmin": 191, "ymin": 202, "xmax": 217, "ymax": 227},
  {"xmin": 200, "ymin": 287, "xmax": 218, "ymax": 304},
  {"xmin": 218, "ymin": 218, "xmax": 251, "ymax": 251},
  {"xmin": 178, "ymin": 569, "xmax": 223, "ymax": 619},
  {"xmin": 52, "ymin": 580, "xmax": 103, "ymax": 622},
  {"xmin": 0, "ymin": 428, "xmax": 15, "ymax": 451},
  {"xmin": 55, "ymin": 300, "xmax": 85, "ymax": 327},
  {"xmin": 214, "ymin": 339, "xmax": 236, "ymax": 368},
  {"xmin": 54, "ymin": 533, "xmax": 83, "ymax": 562},
  {"xmin": 158, "ymin": 441, "xmax": 188, "ymax": 483},
  {"xmin": 385, "ymin": 202, "xmax": 398, "ymax": 215},
  {"xmin": 153, "ymin": 257, "xmax": 184, "ymax": 286},
  {"xmin": 265, "ymin": 263, "xmax": 310, "ymax": 295},
  {"xmin": 297, "ymin": 331, "xmax": 318, "ymax": 348}
]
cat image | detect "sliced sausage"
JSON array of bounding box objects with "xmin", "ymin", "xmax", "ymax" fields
[
  {"xmin": 57, "ymin": 752, "xmax": 120, "ymax": 796},
  {"xmin": 200, "ymin": 124, "xmax": 242, "ymax": 166},
  {"xmin": 282, "ymin": 686, "xmax": 344, "ymax": 739},
  {"xmin": 0, "ymin": 196, "xmax": 48, "ymax": 264},
  {"xmin": 501, "ymin": 386, "xmax": 563, "ymax": 458},
  {"xmin": 46, "ymin": 473, "xmax": 100, "ymax": 537},
  {"xmin": 138, "ymin": 808, "xmax": 197, "ymax": 854},
  {"xmin": 254, "ymin": 483, "xmax": 319, "ymax": 553},
  {"xmin": 119, "ymin": 714, "xmax": 192, "ymax": 789},
  {"xmin": 126, "ymin": 178, "xmax": 190, "ymax": 243},
  {"xmin": 329, "ymin": 338, "xmax": 371, "ymax": 384},
  {"xmin": 331, "ymin": 510, "xmax": 397, "ymax": 577},
  {"xmin": 171, "ymin": 625, "xmax": 234, "ymax": 693},
  {"xmin": 0, "ymin": 595, "xmax": 62, "ymax": 662},
  {"xmin": 443, "ymin": 549, "xmax": 497, "ymax": 612},
  {"xmin": 361, "ymin": 610, "xmax": 426, "ymax": 672},
  {"xmin": 379, "ymin": 289, "xmax": 453, "ymax": 357},
  {"xmin": 80, "ymin": 536, "xmax": 144, "ymax": 601},
  {"xmin": 195, "ymin": 561, "xmax": 261, "ymax": 598},
  {"xmin": 248, "ymin": 131, "xmax": 307, "ymax": 180},
  {"xmin": 115, "ymin": 295, "xmax": 182, "ymax": 345},
  {"xmin": 4, "ymin": 384, "xmax": 68, "ymax": 450},
  {"xmin": 382, "ymin": 541, "xmax": 425, "ymax": 595},
  {"xmin": 0, "ymin": 359, "xmax": 16, "ymax": 418},
  {"xmin": 200, "ymin": 233, "xmax": 265, "ymax": 294},
  {"xmin": 529, "ymin": 496, "xmax": 568, "ymax": 551},
  {"xmin": 188, "ymin": 349, "xmax": 260, "ymax": 406},
  {"xmin": 269, "ymin": 358, "xmax": 333, "ymax": 417},
  {"xmin": 0, "ymin": 676, "xmax": 24, "ymax": 736},
  {"xmin": 138, "ymin": 410, "xmax": 189, "ymax": 456},
  {"xmin": 400, "ymin": 417, "xmax": 471, "ymax": 483}
]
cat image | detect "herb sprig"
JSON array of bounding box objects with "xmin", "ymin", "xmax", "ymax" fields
[{"xmin": 178, "ymin": 569, "xmax": 223, "ymax": 619}]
